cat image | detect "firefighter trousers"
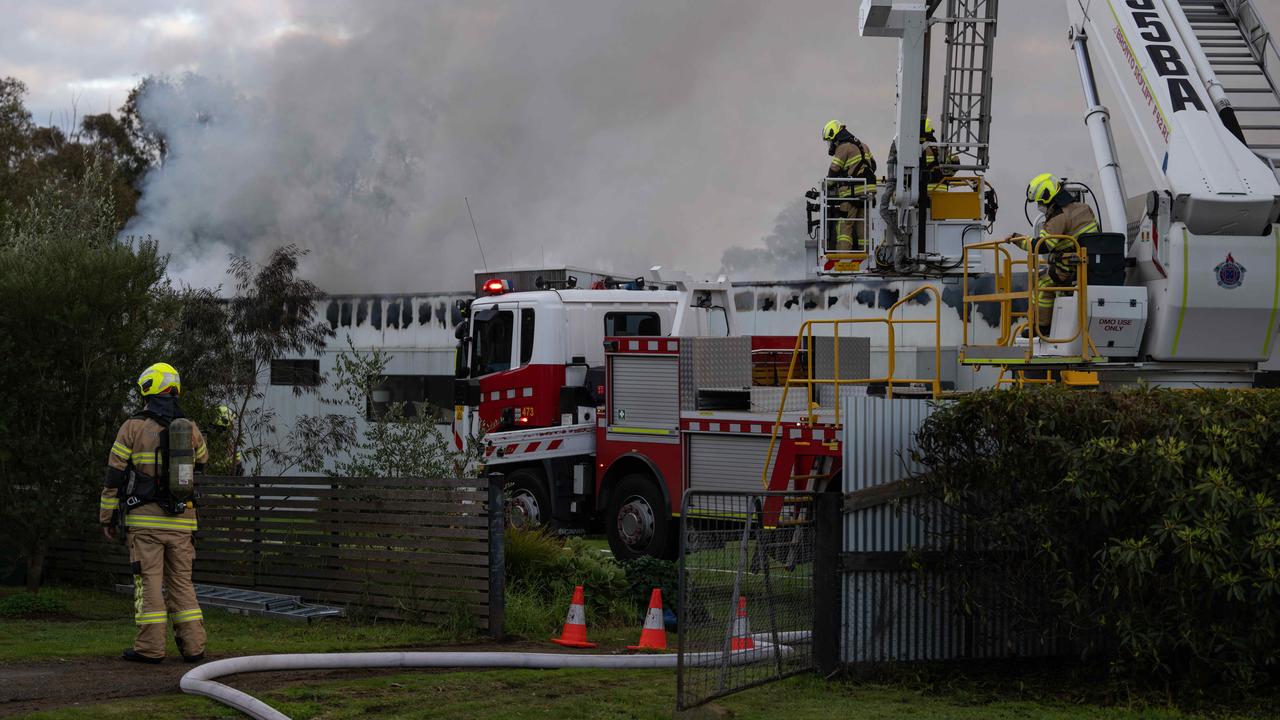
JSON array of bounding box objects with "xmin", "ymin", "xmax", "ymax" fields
[
  {"xmin": 1033, "ymin": 265, "xmax": 1076, "ymax": 336},
  {"xmin": 128, "ymin": 527, "xmax": 205, "ymax": 659},
  {"xmin": 833, "ymin": 201, "xmax": 860, "ymax": 252}
]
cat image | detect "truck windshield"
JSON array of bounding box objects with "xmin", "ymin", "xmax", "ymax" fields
[{"xmin": 472, "ymin": 308, "xmax": 514, "ymax": 375}]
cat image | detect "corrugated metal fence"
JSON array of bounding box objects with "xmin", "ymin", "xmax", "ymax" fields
[{"xmin": 838, "ymin": 394, "xmax": 1058, "ymax": 665}]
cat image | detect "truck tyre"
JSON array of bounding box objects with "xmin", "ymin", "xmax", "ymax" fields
[
  {"xmin": 606, "ymin": 473, "xmax": 677, "ymax": 561},
  {"xmin": 506, "ymin": 467, "xmax": 556, "ymax": 531}
]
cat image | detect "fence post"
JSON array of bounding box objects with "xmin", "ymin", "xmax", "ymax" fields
[
  {"xmin": 251, "ymin": 475, "xmax": 262, "ymax": 589},
  {"xmin": 813, "ymin": 490, "xmax": 841, "ymax": 676},
  {"xmin": 486, "ymin": 472, "xmax": 506, "ymax": 639}
]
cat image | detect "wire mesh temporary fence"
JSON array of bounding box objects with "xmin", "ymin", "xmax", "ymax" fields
[{"xmin": 676, "ymin": 490, "xmax": 816, "ymax": 711}]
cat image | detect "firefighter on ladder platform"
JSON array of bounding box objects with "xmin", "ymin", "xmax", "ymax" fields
[
  {"xmin": 100, "ymin": 363, "xmax": 209, "ymax": 664},
  {"xmin": 823, "ymin": 119, "xmax": 877, "ymax": 252},
  {"xmin": 921, "ymin": 117, "xmax": 955, "ymax": 191},
  {"xmin": 1008, "ymin": 173, "xmax": 1099, "ymax": 335}
]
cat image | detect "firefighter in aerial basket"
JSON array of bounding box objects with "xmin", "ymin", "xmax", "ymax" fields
[
  {"xmin": 1007, "ymin": 173, "xmax": 1099, "ymax": 336},
  {"xmin": 100, "ymin": 363, "xmax": 210, "ymax": 664},
  {"xmin": 823, "ymin": 119, "xmax": 877, "ymax": 252}
]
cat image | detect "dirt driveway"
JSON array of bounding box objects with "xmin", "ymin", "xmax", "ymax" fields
[{"xmin": 0, "ymin": 641, "xmax": 574, "ymax": 717}]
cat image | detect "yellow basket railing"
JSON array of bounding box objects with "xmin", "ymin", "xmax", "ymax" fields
[
  {"xmin": 760, "ymin": 285, "xmax": 942, "ymax": 489},
  {"xmin": 961, "ymin": 234, "xmax": 1099, "ymax": 363}
]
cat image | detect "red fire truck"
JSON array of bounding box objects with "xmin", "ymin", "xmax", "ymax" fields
[{"xmin": 453, "ymin": 269, "xmax": 909, "ymax": 559}]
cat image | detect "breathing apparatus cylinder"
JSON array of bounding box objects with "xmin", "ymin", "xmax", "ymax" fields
[{"xmin": 168, "ymin": 418, "xmax": 196, "ymax": 511}]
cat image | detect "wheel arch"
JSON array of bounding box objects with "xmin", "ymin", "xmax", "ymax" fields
[
  {"xmin": 598, "ymin": 452, "xmax": 672, "ymax": 516},
  {"xmin": 495, "ymin": 458, "xmax": 591, "ymax": 522}
]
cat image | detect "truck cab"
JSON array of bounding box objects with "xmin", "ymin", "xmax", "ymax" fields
[{"xmin": 453, "ymin": 269, "xmax": 736, "ymax": 542}]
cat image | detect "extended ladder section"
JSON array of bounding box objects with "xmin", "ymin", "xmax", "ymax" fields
[
  {"xmin": 1177, "ymin": 0, "xmax": 1280, "ymax": 174},
  {"xmin": 761, "ymin": 286, "xmax": 943, "ymax": 495},
  {"xmin": 938, "ymin": 0, "xmax": 999, "ymax": 172}
]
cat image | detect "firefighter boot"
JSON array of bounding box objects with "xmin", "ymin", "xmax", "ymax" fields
[
  {"xmin": 175, "ymin": 636, "xmax": 204, "ymax": 663},
  {"xmin": 122, "ymin": 649, "xmax": 162, "ymax": 664}
]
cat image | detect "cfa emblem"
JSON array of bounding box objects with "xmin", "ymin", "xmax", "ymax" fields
[{"xmin": 1215, "ymin": 253, "xmax": 1245, "ymax": 289}]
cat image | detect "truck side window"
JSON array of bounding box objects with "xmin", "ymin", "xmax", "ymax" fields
[
  {"xmin": 604, "ymin": 311, "xmax": 661, "ymax": 337},
  {"xmin": 520, "ymin": 308, "xmax": 535, "ymax": 365},
  {"xmin": 473, "ymin": 309, "xmax": 514, "ymax": 375}
]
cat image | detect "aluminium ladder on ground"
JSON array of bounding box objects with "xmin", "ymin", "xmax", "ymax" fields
[
  {"xmin": 939, "ymin": 0, "xmax": 999, "ymax": 172},
  {"xmin": 1177, "ymin": 0, "xmax": 1280, "ymax": 174},
  {"xmin": 113, "ymin": 583, "xmax": 344, "ymax": 622}
]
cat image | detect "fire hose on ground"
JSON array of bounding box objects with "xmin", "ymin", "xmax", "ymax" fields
[{"xmin": 180, "ymin": 636, "xmax": 809, "ymax": 720}]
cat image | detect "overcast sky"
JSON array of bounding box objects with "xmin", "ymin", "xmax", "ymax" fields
[{"xmin": 2, "ymin": 1, "xmax": 1278, "ymax": 291}]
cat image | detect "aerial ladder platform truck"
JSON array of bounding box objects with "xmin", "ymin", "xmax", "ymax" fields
[
  {"xmin": 958, "ymin": 0, "xmax": 1280, "ymax": 387},
  {"xmin": 454, "ymin": 0, "xmax": 1280, "ymax": 558}
]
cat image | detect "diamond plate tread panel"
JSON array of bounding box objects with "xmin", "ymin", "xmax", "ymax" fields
[{"xmin": 680, "ymin": 337, "xmax": 752, "ymax": 410}]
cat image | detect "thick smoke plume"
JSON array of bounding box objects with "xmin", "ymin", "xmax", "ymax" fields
[
  {"xmin": 112, "ymin": 0, "xmax": 1266, "ymax": 290},
  {"xmin": 125, "ymin": 0, "xmax": 834, "ymax": 292},
  {"xmin": 719, "ymin": 197, "xmax": 808, "ymax": 279}
]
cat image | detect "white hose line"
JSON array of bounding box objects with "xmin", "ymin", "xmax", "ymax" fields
[
  {"xmin": 181, "ymin": 645, "xmax": 795, "ymax": 720},
  {"xmin": 750, "ymin": 630, "xmax": 811, "ymax": 644}
]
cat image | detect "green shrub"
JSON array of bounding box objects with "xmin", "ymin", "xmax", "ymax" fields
[
  {"xmin": 0, "ymin": 591, "xmax": 70, "ymax": 618},
  {"xmin": 504, "ymin": 583, "xmax": 563, "ymax": 638},
  {"xmin": 555, "ymin": 538, "xmax": 629, "ymax": 620},
  {"xmin": 502, "ymin": 528, "xmax": 631, "ymax": 631},
  {"xmin": 622, "ymin": 556, "xmax": 678, "ymax": 615},
  {"xmin": 913, "ymin": 386, "xmax": 1280, "ymax": 690},
  {"xmin": 504, "ymin": 525, "xmax": 563, "ymax": 587}
]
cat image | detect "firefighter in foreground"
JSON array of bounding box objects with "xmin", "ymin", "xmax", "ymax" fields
[
  {"xmin": 1011, "ymin": 173, "xmax": 1099, "ymax": 335},
  {"xmin": 100, "ymin": 363, "xmax": 209, "ymax": 664},
  {"xmin": 823, "ymin": 120, "xmax": 877, "ymax": 252}
]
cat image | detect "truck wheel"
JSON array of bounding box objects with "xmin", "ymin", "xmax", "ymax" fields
[
  {"xmin": 606, "ymin": 473, "xmax": 677, "ymax": 561},
  {"xmin": 506, "ymin": 468, "xmax": 555, "ymax": 531}
]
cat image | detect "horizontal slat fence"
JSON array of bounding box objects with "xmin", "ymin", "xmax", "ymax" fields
[{"xmin": 49, "ymin": 475, "xmax": 499, "ymax": 627}]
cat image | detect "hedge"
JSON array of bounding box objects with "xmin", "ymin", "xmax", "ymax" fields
[{"xmin": 912, "ymin": 387, "xmax": 1280, "ymax": 689}]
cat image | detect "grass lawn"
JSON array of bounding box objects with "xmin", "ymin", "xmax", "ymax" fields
[
  {"xmin": 13, "ymin": 667, "xmax": 1255, "ymax": 720},
  {"xmin": 0, "ymin": 584, "xmax": 642, "ymax": 663},
  {"xmin": 0, "ymin": 585, "xmax": 465, "ymax": 663},
  {"xmin": 3, "ymin": 585, "xmax": 1275, "ymax": 719}
]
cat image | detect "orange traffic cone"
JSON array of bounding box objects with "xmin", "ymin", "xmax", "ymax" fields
[
  {"xmin": 730, "ymin": 596, "xmax": 754, "ymax": 651},
  {"xmin": 551, "ymin": 585, "xmax": 597, "ymax": 648},
  {"xmin": 627, "ymin": 588, "xmax": 668, "ymax": 651}
]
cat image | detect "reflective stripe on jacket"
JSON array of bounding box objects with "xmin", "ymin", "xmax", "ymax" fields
[
  {"xmin": 100, "ymin": 416, "xmax": 208, "ymax": 529},
  {"xmin": 828, "ymin": 139, "xmax": 876, "ymax": 197},
  {"xmin": 1019, "ymin": 201, "xmax": 1099, "ymax": 274}
]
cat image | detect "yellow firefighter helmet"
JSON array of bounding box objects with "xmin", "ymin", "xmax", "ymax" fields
[
  {"xmin": 1027, "ymin": 172, "xmax": 1062, "ymax": 205},
  {"xmin": 822, "ymin": 120, "xmax": 843, "ymax": 142},
  {"xmin": 214, "ymin": 404, "xmax": 235, "ymax": 429},
  {"xmin": 137, "ymin": 363, "xmax": 181, "ymax": 397}
]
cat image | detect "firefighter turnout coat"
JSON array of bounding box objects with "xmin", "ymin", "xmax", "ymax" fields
[
  {"xmin": 101, "ymin": 408, "xmax": 210, "ymax": 660},
  {"xmin": 1019, "ymin": 200, "xmax": 1099, "ymax": 327}
]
